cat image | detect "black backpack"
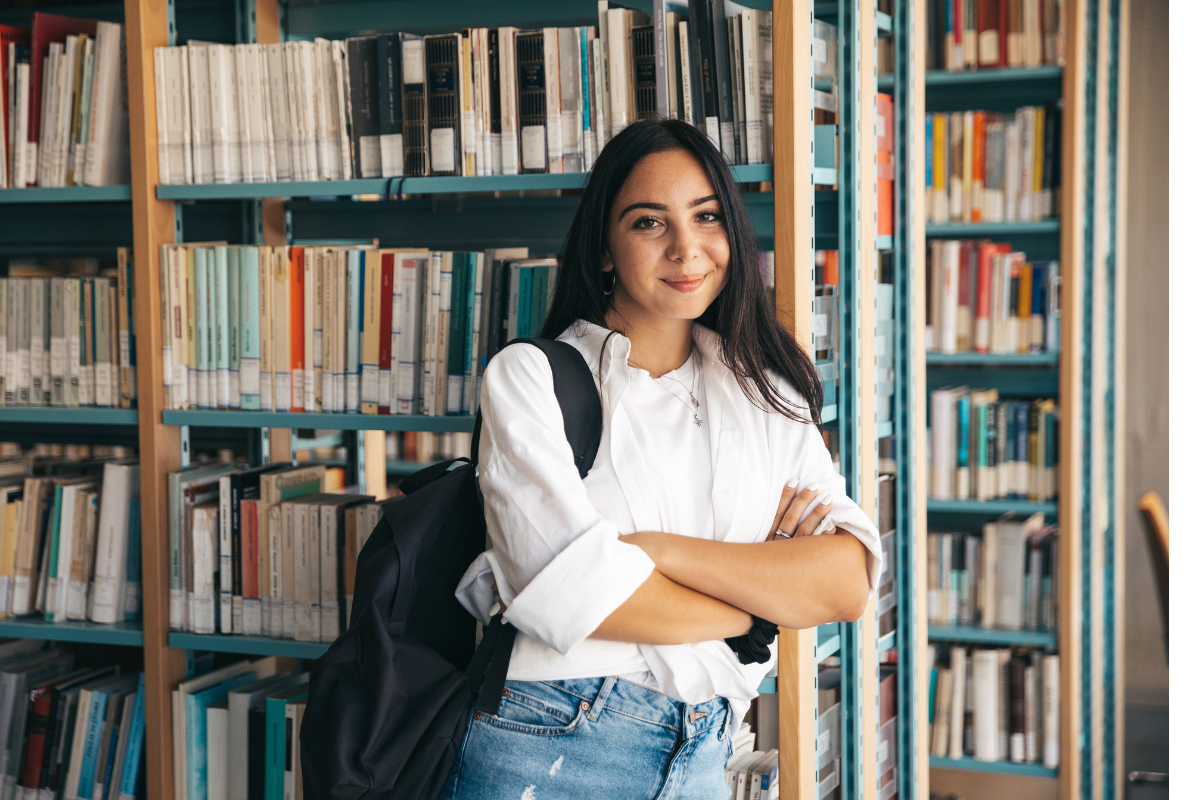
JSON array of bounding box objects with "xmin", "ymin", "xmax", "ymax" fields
[{"xmin": 300, "ymin": 338, "xmax": 603, "ymax": 800}]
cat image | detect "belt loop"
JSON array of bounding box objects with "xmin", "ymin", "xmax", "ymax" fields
[{"xmin": 586, "ymin": 676, "xmax": 618, "ymax": 722}]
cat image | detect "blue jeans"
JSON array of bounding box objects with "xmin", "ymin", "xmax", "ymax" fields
[{"xmin": 438, "ymin": 676, "xmax": 734, "ymax": 800}]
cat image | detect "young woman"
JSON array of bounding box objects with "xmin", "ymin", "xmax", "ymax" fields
[{"xmin": 441, "ymin": 119, "xmax": 882, "ymax": 800}]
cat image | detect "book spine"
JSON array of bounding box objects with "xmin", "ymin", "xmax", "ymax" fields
[{"xmin": 377, "ymin": 254, "xmax": 394, "ymax": 414}]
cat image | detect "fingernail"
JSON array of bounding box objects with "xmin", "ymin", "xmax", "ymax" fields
[
  {"xmin": 819, "ymin": 495, "xmax": 833, "ymax": 506},
  {"xmin": 786, "ymin": 478, "xmax": 798, "ymax": 488}
]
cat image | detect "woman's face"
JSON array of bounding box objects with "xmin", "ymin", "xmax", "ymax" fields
[{"xmin": 603, "ymin": 148, "xmax": 731, "ymax": 325}]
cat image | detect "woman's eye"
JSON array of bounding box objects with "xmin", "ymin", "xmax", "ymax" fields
[
  {"xmin": 697, "ymin": 211, "xmax": 723, "ymax": 224},
  {"xmin": 634, "ymin": 217, "xmax": 661, "ymax": 230}
]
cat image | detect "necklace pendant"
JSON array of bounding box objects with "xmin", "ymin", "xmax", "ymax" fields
[{"xmin": 694, "ymin": 415, "xmax": 704, "ymax": 427}]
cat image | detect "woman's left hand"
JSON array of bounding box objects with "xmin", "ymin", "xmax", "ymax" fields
[{"xmin": 767, "ymin": 480, "xmax": 834, "ymax": 540}]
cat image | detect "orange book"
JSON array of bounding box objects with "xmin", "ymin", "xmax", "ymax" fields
[
  {"xmin": 821, "ymin": 251, "xmax": 839, "ymax": 286},
  {"xmin": 289, "ymin": 247, "xmax": 306, "ymax": 412},
  {"xmin": 971, "ymin": 112, "xmax": 986, "ymax": 222},
  {"xmin": 878, "ymin": 151, "xmax": 894, "ymax": 237},
  {"xmin": 360, "ymin": 251, "xmax": 382, "ymax": 414},
  {"xmin": 1017, "ymin": 260, "xmax": 1033, "ymax": 353}
]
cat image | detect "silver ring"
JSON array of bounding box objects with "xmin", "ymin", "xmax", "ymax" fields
[{"xmin": 775, "ymin": 529, "xmax": 793, "ymax": 539}]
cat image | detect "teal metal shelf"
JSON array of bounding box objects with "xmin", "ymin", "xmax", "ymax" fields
[
  {"xmin": 926, "ymin": 352, "xmax": 1059, "ymax": 366},
  {"xmin": 0, "ymin": 618, "xmax": 143, "ymax": 646},
  {"xmin": 926, "ymin": 220, "xmax": 1060, "ymax": 237},
  {"xmin": 925, "ymin": 66, "xmax": 1063, "ymax": 86},
  {"xmin": 758, "ymin": 677, "xmax": 777, "ymax": 694},
  {"xmin": 0, "ymin": 407, "xmax": 138, "ymax": 425},
  {"xmin": 163, "ymin": 410, "xmax": 477, "ymax": 432},
  {"xmin": 0, "ymin": 186, "xmax": 132, "ymax": 203},
  {"xmin": 157, "ymin": 164, "xmax": 774, "ymax": 200},
  {"xmin": 876, "ymin": 10, "xmax": 892, "ymax": 32},
  {"xmin": 927, "ymin": 499, "xmax": 1058, "ymax": 516},
  {"xmin": 928, "ymin": 625, "xmax": 1057, "ymax": 648},
  {"xmin": 817, "ymin": 623, "xmax": 840, "ymax": 661},
  {"xmin": 876, "ymin": 421, "xmax": 893, "ymax": 439},
  {"xmin": 821, "ymin": 404, "xmax": 838, "ymax": 424},
  {"xmin": 929, "ymin": 756, "xmax": 1058, "ymax": 779},
  {"xmin": 878, "ymin": 630, "xmax": 896, "ymax": 652},
  {"xmin": 169, "ymin": 633, "xmax": 330, "ymax": 659},
  {"xmin": 877, "ymin": 235, "xmax": 893, "ymax": 250}
]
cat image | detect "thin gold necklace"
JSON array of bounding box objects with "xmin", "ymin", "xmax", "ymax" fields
[{"xmin": 628, "ymin": 348, "xmax": 705, "ymax": 427}]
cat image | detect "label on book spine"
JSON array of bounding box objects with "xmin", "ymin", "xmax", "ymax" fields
[
  {"xmin": 705, "ymin": 118, "xmax": 721, "ymax": 152},
  {"xmin": 431, "ymin": 128, "xmax": 456, "ymax": 173},
  {"xmin": 241, "ymin": 357, "xmax": 260, "ymax": 396},
  {"xmin": 521, "ymin": 126, "xmax": 546, "ymax": 170},
  {"xmin": 359, "ymin": 135, "xmax": 383, "ymax": 178},
  {"xmin": 380, "ymin": 133, "xmax": 405, "ymax": 178},
  {"xmin": 243, "ymin": 598, "xmax": 262, "ymax": 636},
  {"xmin": 361, "ymin": 365, "xmax": 379, "ymax": 408}
]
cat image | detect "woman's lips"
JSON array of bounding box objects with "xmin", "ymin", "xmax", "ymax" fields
[{"xmin": 662, "ymin": 274, "xmax": 707, "ymax": 293}]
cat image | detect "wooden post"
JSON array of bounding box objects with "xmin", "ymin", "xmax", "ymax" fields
[
  {"xmin": 857, "ymin": 0, "xmax": 879, "ymax": 795},
  {"xmin": 774, "ymin": 2, "xmax": 816, "ymax": 800},
  {"xmin": 1058, "ymin": 1, "xmax": 1085, "ymax": 798},
  {"xmin": 124, "ymin": 1, "xmax": 187, "ymax": 799}
]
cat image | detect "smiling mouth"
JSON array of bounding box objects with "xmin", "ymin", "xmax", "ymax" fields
[{"xmin": 663, "ymin": 274, "xmax": 707, "ymax": 292}]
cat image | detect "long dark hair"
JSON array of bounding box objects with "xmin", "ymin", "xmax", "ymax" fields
[{"xmin": 542, "ymin": 118, "xmax": 823, "ymax": 425}]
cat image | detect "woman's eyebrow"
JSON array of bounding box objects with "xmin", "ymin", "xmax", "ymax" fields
[{"xmin": 618, "ymin": 194, "xmax": 721, "ymax": 220}]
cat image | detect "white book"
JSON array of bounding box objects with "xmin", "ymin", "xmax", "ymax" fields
[
  {"xmin": 265, "ymin": 44, "xmax": 291, "ymax": 181},
  {"xmin": 289, "ymin": 502, "xmax": 311, "ymax": 641},
  {"xmin": 209, "ymin": 44, "xmax": 237, "ymax": 184},
  {"xmin": 558, "ymin": 28, "xmax": 583, "ymax": 173},
  {"xmin": 543, "ymin": 28, "xmax": 563, "ymax": 174},
  {"xmin": 206, "ymin": 700, "xmax": 230, "ymax": 800},
  {"xmin": 597, "ymin": 3, "xmax": 613, "ymax": 143},
  {"xmin": 256, "ymin": 45, "xmax": 277, "ymax": 181},
  {"xmin": 971, "ymin": 649, "xmax": 1000, "ymax": 761},
  {"xmin": 175, "ymin": 47, "xmax": 194, "ymax": 183},
  {"xmin": 257, "ymin": 247, "xmax": 273, "ymax": 412},
  {"xmin": 189, "ymin": 44, "xmax": 214, "ymax": 183},
  {"xmin": 307, "ymin": 504, "xmax": 322, "ymax": 640},
  {"xmin": 949, "ymin": 646, "xmax": 967, "ymax": 759},
  {"xmin": 497, "ymin": 28, "xmax": 520, "ymax": 174},
  {"xmin": 1042, "ymin": 654, "xmax": 1059, "ymax": 767},
  {"xmin": 315, "ymin": 38, "xmax": 340, "ymax": 180},
  {"xmin": 233, "ymin": 45, "xmax": 257, "ymax": 181},
  {"xmin": 321, "ymin": 250, "xmax": 336, "ymax": 412},
  {"xmin": 331, "ymin": 40, "xmax": 353, "ymax": 180},
  {"xmin": 154, "ymin": 48, "xmax": 171, "ymax": 183},
  {"xmin": 13, "ymin": 62, "xmax": 31, "ymax": 188},
  {"xmin": 466, "ymin": 252, "xmax": 485, "ymax": 413},
  {"xmin": 88, "ymin": 460, "xmax": 139, "ymax": 624},
  {"xmin": 37, "ymin": 45, "xmax": 59, "ymax": 187},
  {"xmin": 73, "ymin": 38, "xmax": 97, "ymax": 185},
  {"xmin": 606, "ymin": 10, "xmax": 631, "ymax": 137},
  {"xmin": 299, "ymin": 42, "xmax": 320, "ymax": 181},
  {"xmin": 52, "ymin": 481, "xmax": 96, "ymax": 622},
  {"xmin": 678, "ymin": 21, "xmax": 693, "ymax": 127},
  {"xmin": 83, "ymin": 22, "xmax": 129, "ymax": 187}
]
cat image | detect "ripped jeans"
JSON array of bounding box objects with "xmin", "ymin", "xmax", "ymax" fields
[{"xmin": 437, "ymin": 676, "xmax": 734, "ymax": 800}]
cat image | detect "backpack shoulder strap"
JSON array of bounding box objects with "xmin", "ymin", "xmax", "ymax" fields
[{"xmin": 470, "ymin": 337, "xmax": 603, "ymax": 479}]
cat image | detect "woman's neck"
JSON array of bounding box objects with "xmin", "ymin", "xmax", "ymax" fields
[{"xmin": 604, "ymin": 308, "xmax": 695, "ymax": 378}]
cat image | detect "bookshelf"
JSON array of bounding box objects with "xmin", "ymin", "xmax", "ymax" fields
[{"xmin": 901, "ymin": 0, "xmax": 1129, "ymax": 798}]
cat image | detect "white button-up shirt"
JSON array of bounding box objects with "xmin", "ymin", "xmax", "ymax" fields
[{"xmin": 456, "ymin": 320, "xmax": 882, "ymax": 723}]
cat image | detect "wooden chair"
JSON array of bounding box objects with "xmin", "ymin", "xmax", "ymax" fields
[{"xmin": 1137, "ymin": 491, "xmax": 1169, "ymax": 657}]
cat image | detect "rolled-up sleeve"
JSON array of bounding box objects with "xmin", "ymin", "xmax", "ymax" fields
[{"xmin": 468, "ymin": 343, "xmax": 656, "ymax": 655}]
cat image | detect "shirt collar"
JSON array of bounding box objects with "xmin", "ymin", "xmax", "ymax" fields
[{"xmin": 559, "ymin": 319, "xmax": 732, "ymax": 384}]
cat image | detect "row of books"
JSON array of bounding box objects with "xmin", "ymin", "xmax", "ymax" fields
[
  {"xmin": 0, "ymin": 642, "xmax": 145, "ymax": 800},
  {"xmin": 0, "ymin": 250, "xmax": 137, "ymax": 409},
  {"xmin": 151, "ymin": 1, "xmax": 779, "ymax": 187},
  {"xmin": 927, "ymin": 516, "xmax": 1058, "ymax": 632},
  {"xmin": 0, "ymin": 14, "xmax": 130, "ymax": 189},
  {"xmin": 929, "ymin": 645, "xmax": 1060, "ymax": 768},
  {"xmin": 169, "ymin": 461, "xmax": 383, "ymax": 641},
  {"xmin": 0, "ymin": 457, "xmax": 140, "ymax": 625},
  {"xmin": 929, "ymin": 389, "xmax": 1058, "ymax": 502},
  {"xmin": 725, "ymin": 749, "xmax": 779, "ymax": 800},
  {"xmin": 926, "ymin": 0, "xmax": 1066, "ymax": 73},
  {"xmin": 171, "ymin": 655, "xmax": 304, "ymax": 800},
  {"xmin": 926, "ymin": 106, "xmax": 1061, "ymax": 225},
  {"xmin": 158, "ymin": 243, "xmax": 557, "ymax": 417},
  {"xmin": 926, "ymin": 240, "xmax": 1060, "ymax": 355}
]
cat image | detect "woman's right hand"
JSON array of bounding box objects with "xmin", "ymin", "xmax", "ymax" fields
[{"xmin": 767, "ymin": 479, "xmax": 833, "ymax": 540}]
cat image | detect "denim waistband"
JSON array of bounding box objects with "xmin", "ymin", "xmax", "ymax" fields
[{"xmin": 517, "ymin": 676, "xmax": 730, "ymax": 739}]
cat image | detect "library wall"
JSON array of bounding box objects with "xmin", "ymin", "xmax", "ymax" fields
[{"xmin": 1122, "ymin": 0, "xmax": 1168, "ymax": 778}]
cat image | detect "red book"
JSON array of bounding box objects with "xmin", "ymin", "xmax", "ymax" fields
[
  {"xmin": 977, "ymin": 0, "xmax": 1001, "ymax": 67},
  {"xmin": 0, "ymin": 25, "xmax": 31, "ymax": 180},
  {"xmin": 289, "ymin": 247, "xmax": 305, "ymax": 412},
  {"xmin": 997, "ymin": 0, "xmax": 1009, "ymax": 67},
  {"xmin": 28, "ymin": 14, "xmax": 97, "ymax": 151},
  {"xmin": 377, "ymin": 253, "xmax": 395, "ymax": 415},
  {"xmin": 241, "ymin": 498, "xmax": 259, "ymax": 602},
  {"xmin": 20, "ymin": 671, "xmax": 82, "ymax": 793},
  {"xmin": 974, "ymin": 242, "xmax": 1011, "ymax": 353}
]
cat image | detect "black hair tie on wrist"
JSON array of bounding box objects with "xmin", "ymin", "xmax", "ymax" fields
[{"xmin": 724, "ymin": 615, "xmax": 780, "ymax": 665}]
